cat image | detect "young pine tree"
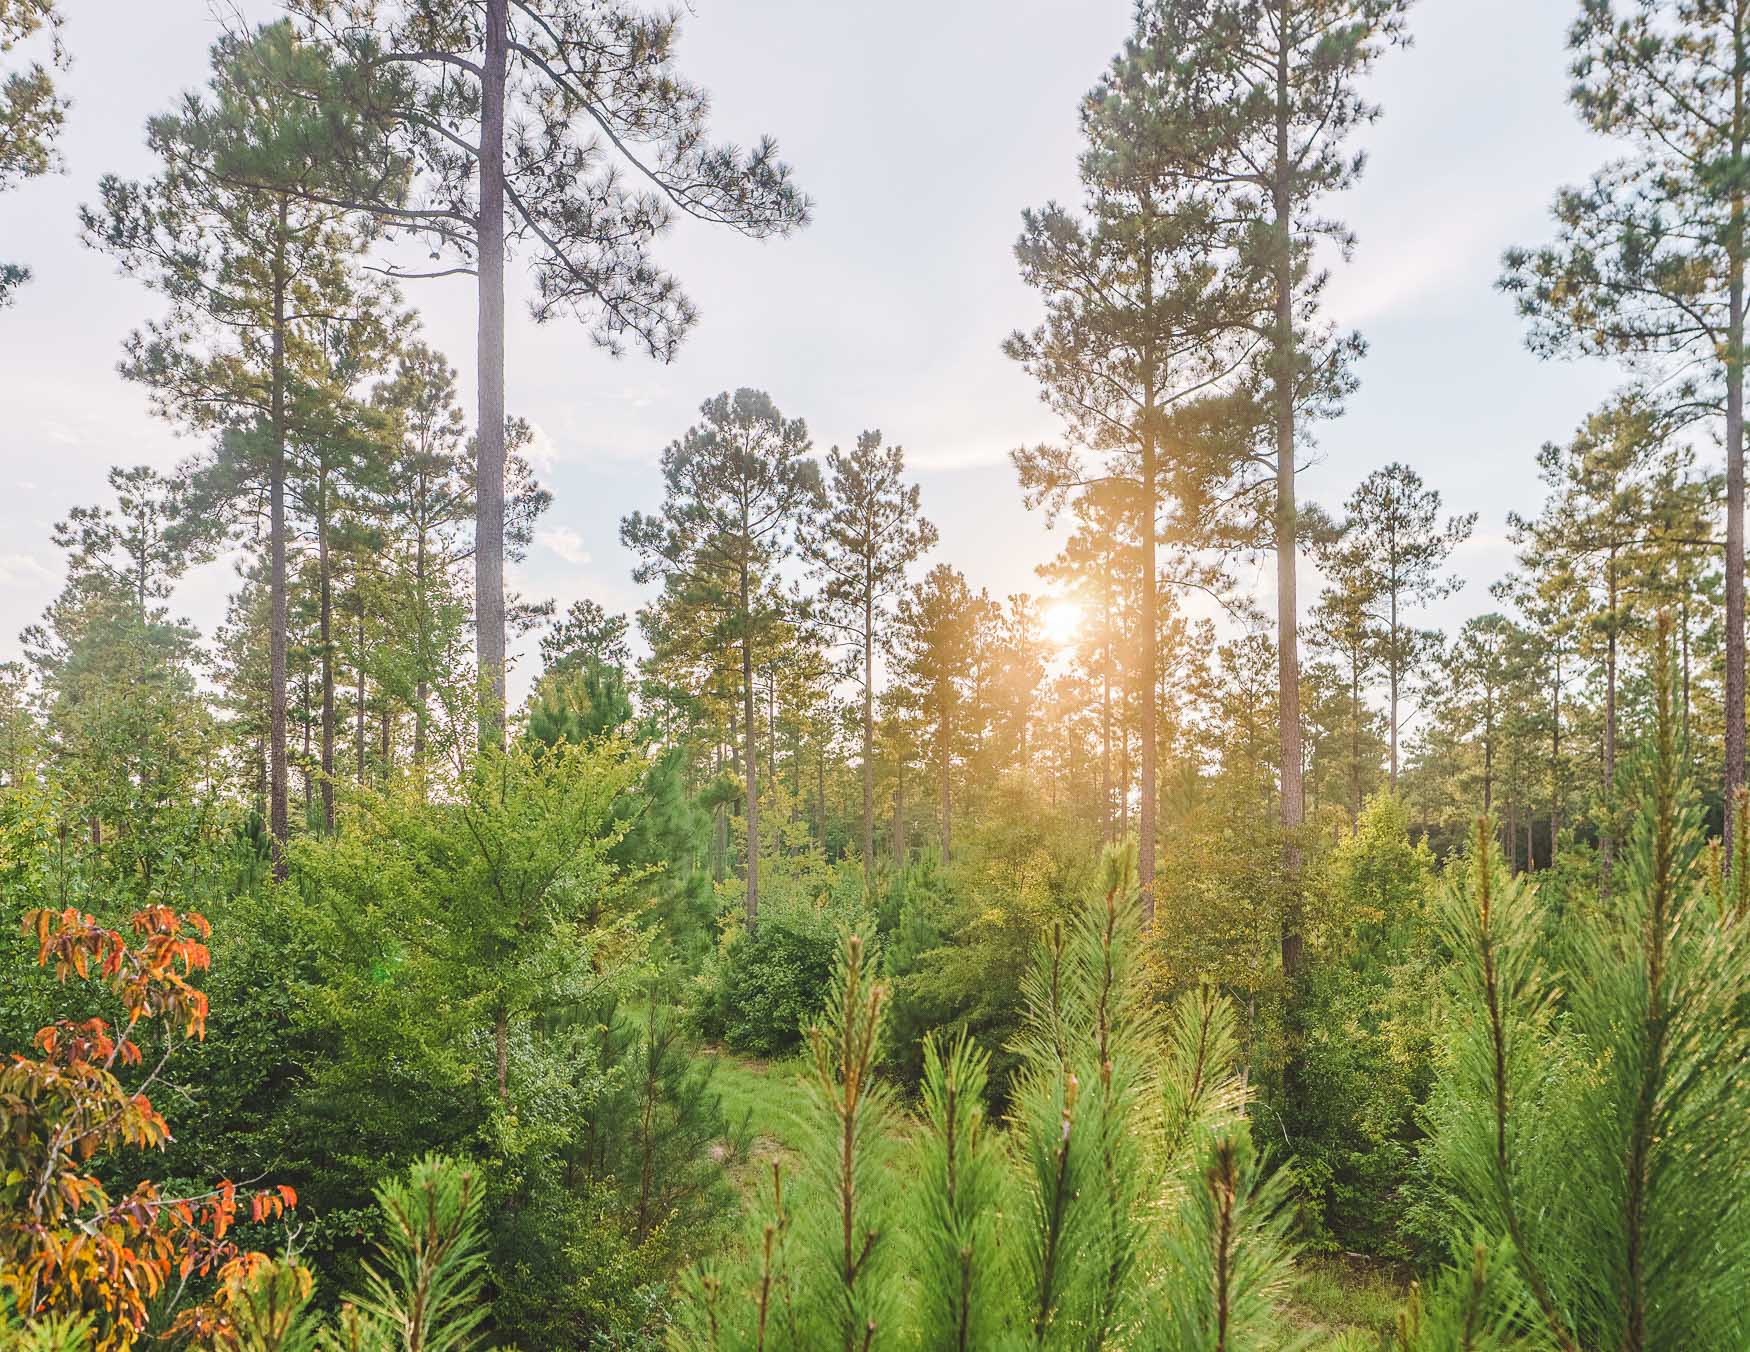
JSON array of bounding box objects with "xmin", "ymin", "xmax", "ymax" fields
[{"xmin": 1424, "ymin": 619, "xmax": 1750, "ymax": 1351}]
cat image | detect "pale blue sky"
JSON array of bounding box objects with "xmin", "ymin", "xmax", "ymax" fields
[{"xmin": 1, "ymin": 0, "xmax": 1624, "ymax": 694}]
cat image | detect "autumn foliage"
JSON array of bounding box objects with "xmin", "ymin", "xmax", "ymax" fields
[{"xmin": 0, "ymin": 905, "xmax": 292, "ymax": 1349}]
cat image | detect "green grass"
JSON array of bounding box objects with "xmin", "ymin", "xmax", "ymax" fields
[
  {"xmin": 1281, "ymin": 1255, "xmax": 1410, "ymax": 1350},
  {"xmin": 702, "ymin": 1049, "xmax": 809, "ymax": 1163}
]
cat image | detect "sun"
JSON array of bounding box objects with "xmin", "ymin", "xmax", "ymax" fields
[{"xmin": 1041, "ymin": 598, "xmax": 1083, "ymax": 647}]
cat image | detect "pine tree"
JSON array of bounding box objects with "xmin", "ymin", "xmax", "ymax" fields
[
  {"xmin": 802, "ymin": 430, "xmax": 937, "ymax": 889},
  {"xmin": 621, "ymin": 389, "xmax": 820, "ymax": 930},
  {"xmin": 372, "ymin": 333, "xmax": 551, "ymax": 781},
  {"xmin": 1503, "ymin": 0, "xmax": 1750, "ymax": 860},
  {"xmin": 1147, "ymin": 0, "xmax": 1409, "ymax": 978},
  {"xmin": 1008, "ymin": 0, "xmax": 1263, "ymax": 918},
  {"xmin": 274, "ymin": 0, "xmax": 810, "ymax": 745},
  {"xmin": 1308, "ymin": 518, "xmax": 1387, "ymax": 822},
  {"xmin": 1340, "ymin": 463, "xmax": 1475, "ymax": 788},
  {"xmin": 1425, "ymin": 623, "xmax": 1750, "ymax": 1349},
  {"xmin": 80, "ymin": 21, "xmax": 377, "ymax": 874},
  {"xmin": 541, "ymin": 598, "xmax": 632, "ymax": 677},
  {"xmin": 894, "ymin": 565, "xmax": 986, "ymax": 867},
  {"xmin": 0, "ymin": 0, "xmax": 65, "ymax": 305}
]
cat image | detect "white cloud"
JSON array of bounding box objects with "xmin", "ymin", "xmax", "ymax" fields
[
  {"xmin": 0, "ymin": 553, "xmax": 51, "ymax": 587},
  {"xmin": 538, "ymin": 527, "xmax": 591, "ymax": 567},
  {"xmin": 521, "ymin": 422, "xmax": 563, "ymax": 473}
]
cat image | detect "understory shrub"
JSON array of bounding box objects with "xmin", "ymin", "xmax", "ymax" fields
[{"xmin": 692, "ymin": 867, "xmax": 875, "ymax": 1055}]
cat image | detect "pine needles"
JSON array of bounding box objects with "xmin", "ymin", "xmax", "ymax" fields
[
  {"xmin": 668, "ymin": 841, "xmax": 1299, "ymax": 1351},
  {"xmin": 1423, "ymin": 618, "xmax": 1750, "ymax": 1351}
]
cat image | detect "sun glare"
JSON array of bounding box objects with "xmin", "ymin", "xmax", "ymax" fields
[{"xmin": 1042, "ymin": 598, "xmax": 1083, "ymax": 647}]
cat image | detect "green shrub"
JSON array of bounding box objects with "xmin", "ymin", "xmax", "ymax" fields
[{"xmin": 693, "ymin": 868, "xmax": 874, "ymax": 1056}]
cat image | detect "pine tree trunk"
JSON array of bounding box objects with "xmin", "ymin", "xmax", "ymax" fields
[
  {"xmin": 816, "ymin": 744, "xmax": 827, "ymax": 851},
  {"xmin": 268, "ymin": 209, "xmax": 290, "ymax": 880},
  {"xmin": 413, "ymin": 527, "xmax": 429, "ymax": 797},
  {"xmin": 1603, "ymin": 553, "xmax": 1618, "ymax": 900},
  {"xmin": 1272, "ymin": 183, "xmax": 1305, "ymax": 980},
  {"xmin": 1101, "ymin": 601, "xmax": 1113, "ymax": 844},
  {"xmin": 894, "ymin": 763, "xmax": 907, "ymax": 867},
  {"xmin": 741, "ymin": 561, "xmax": 760, "ymax": 931},
  {"xmin": 1139, "ymin": 252, "xmax": 1159, "ymax": 921},
  {"xmin": 1268, "ymin": 5, "xmax": 1306, "ymax": 985},
  {"xmin": 1551, "ymin": 646, "xmax": 1563, "ymax": 862},
  {"xmin": 318, "ymin": 488, "xmax": 335, "ymax": 834},
  {"xmin": 862, "ymin": 589, "xmax": 875, "ymax": 887},
  {"xmin": 475, "ymin": 0, "xmax": 509, "ymax": 752},
  {"xmin": 713, "ymin": 741, "xmax": 728, "ymax": 883},
  {"xmin": 355, "ymin": 608, "xmax": 366, "ymax": 785},
  {"xmin": 302, "ymin": 672, "xmax": 313, "ymax": 815},
  {"xmin": 1727, "ymin": 14, "xmax": 1746, "ymax": 862},
  {"xmin": 939, "ymin": 700, "xmax": 952, "ymax": 866},
  {"xmin": 1349, "ymin": 664, "xmax": 1362, "ymax": 824},
  {"xmin": 1388, "ymin": 589, "xmax": 1400, "ymax": 790}
]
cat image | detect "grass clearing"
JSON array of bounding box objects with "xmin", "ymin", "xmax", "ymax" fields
[{"xmin": 1282, "ymin": 1254, "xmax": 1411, "ymax": 1349}]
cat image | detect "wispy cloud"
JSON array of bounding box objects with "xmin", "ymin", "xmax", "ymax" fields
[
  {"xmin": 522, "ymin": 422, "xmax": 563, "ymax": 473},
  {"xmin": 0, "ymin": 553, "xmax": 51, "ymax": 587},
  {"xmin": 538, "ymin": 527, "xmax": 591, "ymax": 567}
]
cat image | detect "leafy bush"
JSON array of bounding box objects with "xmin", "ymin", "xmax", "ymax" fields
[
  {"xmin": 1290, "ymin": 794, "xmax": 1443, "ymax": 1259},
  {"xmin": 692, "ymin": 863, "xmax": 874, "ymax": 1056}
]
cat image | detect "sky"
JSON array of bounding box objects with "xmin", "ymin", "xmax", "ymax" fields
[{"xmin": 0, "ymin": 0, "xmax": 1627, "ymax": 698}]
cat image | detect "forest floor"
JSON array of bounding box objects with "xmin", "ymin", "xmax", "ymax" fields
[{"xmin": 703, "ymin": 1052, "xmax": 1408, "ymax": 1351}]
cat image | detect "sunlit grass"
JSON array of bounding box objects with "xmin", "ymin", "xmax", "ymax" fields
[{"xmin": 1280, "ymin": 1255, "xmax": 1409, "ymax": 1349}]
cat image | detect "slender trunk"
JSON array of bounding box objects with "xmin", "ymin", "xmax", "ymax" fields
[
  {"xmin": 862, "ymin": 589, "xmax": 875, "ymax": 887},
  {"xmin": 742, "ymin": 560, "xmax": 760, "ymax": 931},
  {"xmin": 1120, "ymin": 720, "xmax": 1131, "ymax": 840},
  {"xmin": 268, "ymin": 208, "xmax": 290, "ymax": 879},
  {"xmin": 939, "ymin": 698, "xmax": 953, "ymax": 866},
  {"xmin": 1483, "ymin": 713, "xmax": 1494, "ymax": 816},
  {"xmin": 318, "ymin": 486, "xmax": 335, "ymax": 834},
  {"xmin": 302, "ymin": 672, "xmax": 313, "ymax": 814},
  {"xmin": 816, "ymin": 745, "xmax": 827, "ymax": 852},
  {"xmin": 413, "ymin": 525, "xmax": 429, "ymax": 796},
  {"xmin": 1681, "ymin": 589, "xmax": 1693, "ymax": 757},
  {"xmin": 1389, "ymin": 589, "xmax": 1400, "ymax": 789},
  {"xmin": 378, "ymin": 703, "xmax": 391, "ymax": 777},
  {"xmin": 1727, "ymin": 15, "xmax": 1746, "ymax": 862},
  {"xmin": 894, "ymin": 761, "xmax": 908, "ymax": 867},
  {"xmin": 355, "ymin": 608, "xmax": 366, "ymax": 785},
  {"xmin": 475, "ymin": 0, "xmax": 510, "ymax": 750},
  {"xmin": 1551, "ymin": 645, "xmax": 1563, "ymax": 861},
  {"xmin": 1271, "ymin": 43, "xmax": 1305, "ymax": 980},
  {"xmin": 1603, "ymin": 554, "xmax": 1618, "ymax": 900},
  {"xmin": 1349, "ymin": 663, "xmax": 1362, "ymax": 824},
  {"xmin": 1101, "ymin": 599, "xmax": 1113, "ymax": 843},
  {"xmin": 713, "ymin": 741, "xmax": 728, "ymax": 883},
  {"xmin": 1139, "ymin": 248, "xmax": 1159, "ymax": 922}
]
